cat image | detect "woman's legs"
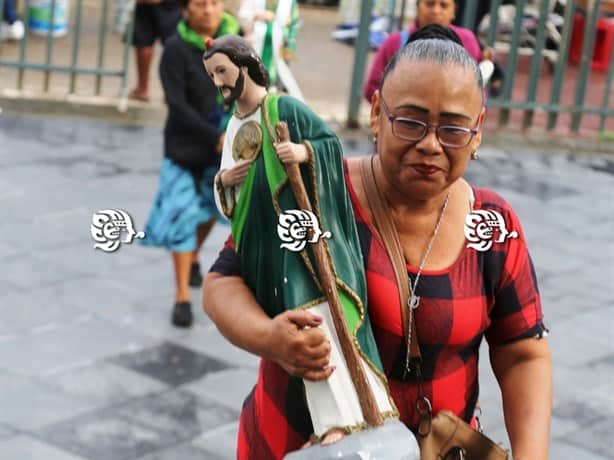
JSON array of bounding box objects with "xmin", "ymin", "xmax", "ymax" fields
[
  {"xmin": 171, "ymin": 218, "xmax": 216, "ymax": 327},
  {"xmin": 171, "ymin": 250, "xmax": 194, "ymax": 327},
  {"xmin": 172, "ymin": 251, "xmax": 193, "ymax": 303},
  {"xmin": 189, "ymin": 218, "xmax": 216, "ymax": 286},
  {"xmin": 192, "ymin": 218, "xmax": 216, "ymax": 264}
]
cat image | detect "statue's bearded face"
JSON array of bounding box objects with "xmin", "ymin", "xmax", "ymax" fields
[{"xmin": 204, "ymin": 52, "xmax": 245, "ymax": 105}]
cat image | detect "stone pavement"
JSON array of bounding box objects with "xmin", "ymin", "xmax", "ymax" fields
[{"xmin": 0, "ymin": 113, "xmax": 613, "ymax": 460}]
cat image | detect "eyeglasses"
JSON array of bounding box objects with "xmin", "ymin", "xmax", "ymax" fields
[{"xmin": 380, "ymin": 96, "xmax": 480, "ymax": 148}]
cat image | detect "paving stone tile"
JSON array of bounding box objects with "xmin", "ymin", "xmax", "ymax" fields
[
  {"xmin": 0, "ymin": 315, "xmax": 158, "ymax": 377},
  {"xmin": 542, "ymin": 294, "xmax": 601, "ymax": 324},
  {"xmin": 183, "ymin": 368, "xmax": 258, "ymax": 413},
  {"xmin": 552, "ymin": 399, "xmax": 607, "ymax": 427},
  {"xmin": 102, "ymin": 261, "xmax": 178, "ymax": 300},
  {"xmin": 0, "ymin": 161, "xmax": 68, "ymax": 191},
  {"xmin": 117, "ymin": 390, "xmax": 238, "ymax": 440},
  {"xmin": 136, "ymin": 442, "xmax": 222, "ymax": 460},
  {"xmin": 47, "ymin": 361, "xmax": 169, "ymax": 408},
  {"xmin": 548, "ymin": 330, "xmax": 613, "ymax": 368},
  {"xmin": 0, "ymin": 374, "xmax": 94, "ymax": 431},
  {"xmin": 0, "ymin": 423, "xmax": 16, "ymax": 440},
  {"xmin": 2, "ymin": 252, "xmax": 86, "ymax": 289},
  {"xmin": 548, "ymin": 438, "xmax": 612, "ymax": 460},
  {"xmin": 0, "ymin": 435, "xmax": 86, "ymax": 460},
  {"xmin": 589, "ymin": 353, "xmax": 614, "ymax": 369},
  {"xmin": 38, "ymin": 276, "xmax": 149, "ymax": 318},
  {"xmin": 192, "ymin": 422, "xmax": 239, "ymax": 460},
  {"xmin": 564, "ymin": 417, "xmax": 614, "ymax": 460},
  {"xmin": 173, "ymin": 325, "xmax": 260, "ymax": 369},
  {"xmin": 33, "ymin": 240, "xmax": 165, "ymax": 278},
  {"xmin": 553, "ymin": 363, "xmax": 612, "ymax": 408},
  {"xmin": 550, "ymin": 308, "xmax": 614, "ymax": 349},
  {"xmin": 0, "ymin": 291, "xmax": 82, "ymax": 336},
  {"xmin": 550, "ymin": 415, "xmax": 581, "ymax": 439},
  {"xmin": 124, "ymin": 296, "xmax": 213, "ymax": 340},
  {"xmin": 530, "ymin": 244, "xmax": 584, "ymax": 275},
  {"xmin": 574, "ymin": 381, "xmax": 614, "ymax": 419},
  {"xmin": 110, "ymin": 341, "xmax": 233, "ymax": 386},
  {"xmin": 466, "ymin": 161, "xmax": 577, "ymax": 201},
  {"xmin": 0, "ymin": 241, "xmax": 26, "ymax": 259},
  {"xmin": 39, "ymin": 409, "xmax": 171, "ymax": 460}
]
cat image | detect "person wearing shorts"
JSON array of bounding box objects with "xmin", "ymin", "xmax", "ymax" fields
[{"xmin": 130, "ymin": 0, "xmax": 183, "ymax": 102}]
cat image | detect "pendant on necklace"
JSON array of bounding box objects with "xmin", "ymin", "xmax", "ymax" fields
[{"xmin": 409, "ymin": 294, "xmax": 420, "ymax": 310}]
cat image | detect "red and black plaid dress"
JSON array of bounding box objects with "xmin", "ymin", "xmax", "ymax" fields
[{"xmin": 210, "ymin": 162, "xmax": 547, "ymax": 460}]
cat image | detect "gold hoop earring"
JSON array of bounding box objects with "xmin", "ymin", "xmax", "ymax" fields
[{"xmin": 471, "ymin": 150, "xmax": 479, "ymax": 160}]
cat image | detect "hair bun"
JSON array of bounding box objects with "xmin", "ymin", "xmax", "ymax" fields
[{"xmin": 406, "ymin": 23, "xmax": 462, "ymax": 47}]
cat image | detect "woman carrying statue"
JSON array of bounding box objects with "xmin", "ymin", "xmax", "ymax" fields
[{"xmin": 204, "ymin": 32, "xmax": 552, "ymax": 460}]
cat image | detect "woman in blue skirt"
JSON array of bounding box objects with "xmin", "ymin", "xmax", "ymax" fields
[{"xmin": 141, "ymin": 0, "xmax": 239, "ymax": 327}]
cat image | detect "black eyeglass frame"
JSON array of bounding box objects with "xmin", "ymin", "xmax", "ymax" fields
[{"xmin": 379, "ymin": 95, "xmax": 482, "ymax": 148}]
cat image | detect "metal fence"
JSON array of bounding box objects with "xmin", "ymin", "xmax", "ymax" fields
[
  {"xmin": 348, "ymin": 0, "xmax": 614, "ymax": 136},
  {"xmin": 0, "ymin": 0, "xmax": 135, "ymax": 109},
  {"xmin": 2, "ymin": 0, "xmax": 613, "ymax": 134}
]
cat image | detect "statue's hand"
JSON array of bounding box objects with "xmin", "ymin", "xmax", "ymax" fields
[
  {"xmin": 255, "ymin": 10, "xmax": 276, "ymax": 23},
  {"xmin": 275, "ymin": 141, "xmax": 308, "ymax": 164},
  {"xmin": 221, "ymin": 159, "xmax": 252, "ymax": 187},
  {"xmin": 266, "ymin": 310, "xmax": 334, "ymax": 382}
]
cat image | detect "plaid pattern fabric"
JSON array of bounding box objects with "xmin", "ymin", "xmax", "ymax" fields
[
  {"xmin": 348, "ymin": 176, "xmax": 546, "ymax": 431},
  {"xmin": 209, "ymin": 162, "xmax": 546, "ymax": 458}
]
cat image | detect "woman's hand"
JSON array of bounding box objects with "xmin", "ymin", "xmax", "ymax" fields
[
  {"xmin": 221, "ymin": 159, "xmax": 252, "ymax": 187},
  {"xmin": 275, "ymin": 141, "xmax": 309, "ymax": 164},
  {"xmin": 266, "ymin": 310, "xmax": 334, "ymax": 381},
  {"xmin": 203, "ymin": 273, "xmax": 334, "ymax": 382}
]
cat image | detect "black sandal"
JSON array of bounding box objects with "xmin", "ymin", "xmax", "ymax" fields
[{"xmin": 171, "ymin": 301, "xmax": 193, "ymax": 327}]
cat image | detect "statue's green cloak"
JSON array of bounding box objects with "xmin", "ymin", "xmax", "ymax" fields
[{"xmin": 231, "ymin": 94, "xmax": 384, "ymax": 374}]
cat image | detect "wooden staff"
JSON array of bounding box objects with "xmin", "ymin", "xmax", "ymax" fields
[{"xmin": 276, "ymin": 122, "xmax": 384, "ymax": 428}]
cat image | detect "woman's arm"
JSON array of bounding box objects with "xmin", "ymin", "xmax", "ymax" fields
[
  {"xmin": 490, "ymin": 337, "xmax": 552, "ymax": 460},
  {"xmin": 203, "ymin": 272, "xmax": 334, "ymax": 381}
]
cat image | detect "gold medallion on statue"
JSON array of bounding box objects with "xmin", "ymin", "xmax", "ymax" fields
[{"xmin": 232, "ymin": 121, "xmax": 263, "ymax": 162}]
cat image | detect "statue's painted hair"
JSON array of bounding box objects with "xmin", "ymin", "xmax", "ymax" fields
[{"xmin": 203, "ymin": 35, "xmax": 269, "ymax": 87}]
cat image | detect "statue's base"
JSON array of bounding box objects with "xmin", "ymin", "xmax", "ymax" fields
[{"xmin": 284, "ymin": 419, "xmax": 420, "ymax": 460}]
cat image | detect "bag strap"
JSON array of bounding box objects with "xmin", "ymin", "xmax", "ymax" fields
[{"xmin": 359, "ymin": 156, "xmax": 421, "ymax": 361}]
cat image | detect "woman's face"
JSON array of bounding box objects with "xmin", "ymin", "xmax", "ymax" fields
[
  {"xmin": 416, "ymin": 0, "xmax": 456, "ymax": 27},
  {"xmin": 370, "ymin": 59, "xmax": 484, "ymax": 200},
  {"xmin": 184, "ymin": 0, "xmax": 224, "ymax": 36}
]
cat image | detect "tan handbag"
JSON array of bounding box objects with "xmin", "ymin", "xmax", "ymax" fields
[{"xmin": 359, "ymin": 157, "xmax": 511, "ymax": 460}]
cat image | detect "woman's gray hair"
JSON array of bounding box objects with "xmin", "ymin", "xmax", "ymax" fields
[{"xmin": 380, "ymin": 38, "xmax": 483, "ymax": 93}]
